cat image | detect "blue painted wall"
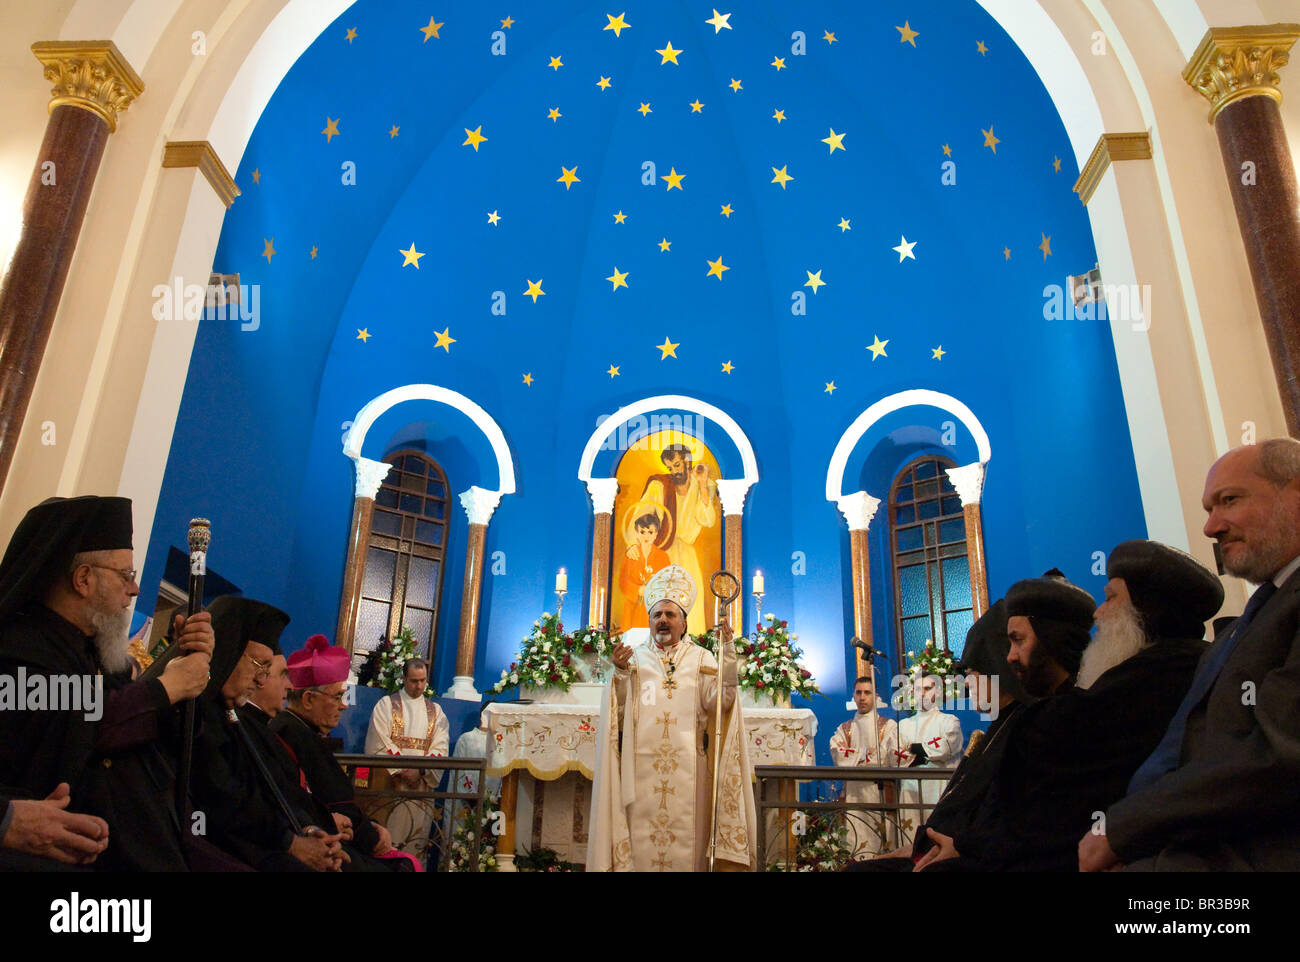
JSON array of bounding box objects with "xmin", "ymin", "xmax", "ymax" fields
[{"xmin": 144, "ymin": 0, "xmax": 1146, "ymax": 761}]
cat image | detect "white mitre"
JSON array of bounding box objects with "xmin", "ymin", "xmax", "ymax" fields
[{"xmin": 643, "ymin": 564, "xmax": 696, "ymax": 616}]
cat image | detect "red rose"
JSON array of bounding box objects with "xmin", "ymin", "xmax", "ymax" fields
[
  {"xmin": 510, "ymin": 662, "xmax": 517, "ymax": 671},
  {"xmin": 759, "ymin": 642, "xmax": 768, "ymax": 651},
  {"xmin": 584, "ymin": 643, "xmax": 594, "ymax": 653},
  {"xmin": 562, "ymin": 655, "xmax": 571, "ymax": 666},
  {"xmin": 756, "ymin": 681, "xmax": 765, "ymax": 689},
  {"xmin": 800, "ymin": 669, "xmax": 810, "ymax": 678},
  {"xmin": 550, "ymin": 672, "xmax": 560, "ymax": 681},
  {"xmin": 780, "ymin": 620, "xmax": 787, "ymax": 628}
]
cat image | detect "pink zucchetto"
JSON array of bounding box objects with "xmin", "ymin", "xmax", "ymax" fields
[{"xmin": 286, "ymin": 634, "xmax": 350, "ymax": 688}]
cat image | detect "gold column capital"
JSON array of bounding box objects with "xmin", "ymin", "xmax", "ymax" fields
[
  {"xmin": 163, "ymin": 142, "xmax": 241, "ymax": 208},
  {"xmin": 31, "ymin": 40, "xmax": 144, "ymax": 133},
  {"xmin": 1074, "ymin": 132, "xmax": 1152, "ymax": 205},
  {"xmin": 1183, "ymin": 24, "xmax": 1300, "ymax": 123}
]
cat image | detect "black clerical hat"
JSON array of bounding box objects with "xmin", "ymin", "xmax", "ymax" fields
[
  {"xmin": 0, "ymin": 495, "xmax": 133, "ymax": 622},
  {"xmin": 955, "ymin": 599, "xmax": 1030, "ymax": 704},
  {"xmin": 1107, "ymin": 540, "xmax": 1223, "ymax": 639},
  {"xmin": 205, "ymin": 596, "xmax": 291, "ymax": 694},
  {"xmin": 1005, "ymin": 570, "xmax": 1097, "ymax": 675}
]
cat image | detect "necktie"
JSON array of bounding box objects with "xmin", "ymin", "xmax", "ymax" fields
[{"xmin": 1127, "ymin": 580, "xmax": 1278, "ymax": 794}]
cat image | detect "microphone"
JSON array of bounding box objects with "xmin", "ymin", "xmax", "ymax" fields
[{"xmin": 851, "ymin": 636, "xmax": 880, "ymax": 661}]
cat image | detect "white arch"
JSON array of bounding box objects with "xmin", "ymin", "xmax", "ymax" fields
[
  {"xmin": 343, "ymin": 384, "xmax": 516, "ymax": 496},
  {"xmin": 576, "ymin": 394, "xmax": 759, "ymax": 487},
  {"xmin": 825, "ymin": 389, "xmax": 992, "ymax": 504}
]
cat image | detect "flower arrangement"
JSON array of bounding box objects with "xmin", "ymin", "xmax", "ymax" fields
[
  {"xmin": 901, "ymin": 641, "xmax": 961, "ymax": 710},
  {"xmin": 447, "ymin": 795, "xmax": 499, "ymax": 872},
  {"xmin": 490, "ymin": 612, "xmax": 582, "ymax": 695},
  {"xmin": 736, "ymin": 613, "xmax": 820, "ymax": 702},
  {"xmin": 356, "ymin": 625, "xmax": 433, "ymax": 696},
  {"xmin": 768, "ymin": 809, "xmax": 853, "ymax": 873},
  {"xmin": 515, "ymin": 846, "xmax": 582, "ymax": 872}
]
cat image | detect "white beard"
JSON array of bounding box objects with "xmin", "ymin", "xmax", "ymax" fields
[
  {"xmin": 89, "ymin": 606, "xmax": 133, "ymax": 674},
  {"xmin": 1077, "ymin": 604, "xmax": 1149, "ymax": 689}
]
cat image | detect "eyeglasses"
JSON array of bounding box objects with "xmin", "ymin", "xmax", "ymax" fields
[
  {"xmin": 307, "ymin": 688, "xmax": 347, "ymax": 704},
  {"xmin": 245, "ymin": 652, "xmax": 271, "ymax": 682},
  {"xmin": 87, "ymin": 564, "xmax": 138, "ymax": 584}
]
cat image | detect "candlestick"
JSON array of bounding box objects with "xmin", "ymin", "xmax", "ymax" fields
[
  {"xmin": 555, "ymin": 588, "xmax": 567, "ymax": 621},
  {"xmin": 752, "ymin": 570, "xmax": 764, "ymax": 595},
  {"xmin": 556, "ymin": 568, "xmax": 568, "ymax": 592}
]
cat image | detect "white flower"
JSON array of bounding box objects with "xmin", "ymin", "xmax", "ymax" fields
[
  {"xmin": 543, "ymin": 642, "xmax": 552, "ymax": 652},
  {"xmin": 765, "ymin": 613, "xmax": 774, "ymax": 621},
  {"xmin": 790, "ymin": 633, "xmax": 798, "ymax": 640},
  {"xmin": 762, "ymin": 671, "xmax": 772, "ymax": 682},
  {"xmin": 542, "ymin": 612, "xmax": 551, "ymax": 619},
  {"xmin": 509, "ymin": 673, "xmax": 519, "ymax": 683}
]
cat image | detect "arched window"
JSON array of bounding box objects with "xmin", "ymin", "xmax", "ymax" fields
[
  {"xmin": 354, "ymin": 449, "xmax": 450, "ymax": 660},
  {"xmin": 889, "ymin": 456, "xmax": 975, "ymax": 666}
]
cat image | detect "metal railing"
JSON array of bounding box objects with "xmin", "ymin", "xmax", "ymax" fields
[
  {"xmin": 753, "ymin": 765, "xmax": 957, "ymax": 871},
  {"xmin": 335, "ymin": 754, "xmax": 489, "ymax": 872}
]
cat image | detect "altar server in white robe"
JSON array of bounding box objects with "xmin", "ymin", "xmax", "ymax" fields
[
  {"xmin": 830, "ymin": 673, "xmax": 900, "ymax": 857},
  {"xmin": 896, "ymin": 674, "xmax": 963, "ymax": 844},
  {"xmin": 588, "ymin": 565, "xmax": 756, "ymax": 871},
  {"xmin": 365, "ymin": 658, "xmax": 450, "ymax": 852},
  {"xmin": 442, "ymin": 707, "xmax": 501, "ymax": 839}
]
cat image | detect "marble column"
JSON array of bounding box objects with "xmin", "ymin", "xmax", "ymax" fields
[
  {"xmin": 444, "ymin": 486, "xmax": 502, "ymax": 700},
  {"xmin": 0, "ymin": 42, "xmax": 143, "ymax": 495},
  {"xmin": 716, "ymin": 479, "xmax": 753, "ymax": 633},
  {"xmin": 585, "ymin": 478, "xmax": 619, "ymax": 628},
  {"xmin": 1184, "ymin": 25, "xmax": 1300, "ymax": 435},
  {"xmin": 337, "ymin": 458, "xmax": 393, "ymax": 656},
  {"xmin": 945, "ymin": 462, "xmax": 990, "ymax": 620},
  {"xmin": 836, "ymin": 491, "xmax": 881, "ymax": 678}
]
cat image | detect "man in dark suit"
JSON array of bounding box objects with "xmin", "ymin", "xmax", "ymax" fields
[{"xmin": 1080, "ymin": 438, "xmax": 1300, "ymax": 871}]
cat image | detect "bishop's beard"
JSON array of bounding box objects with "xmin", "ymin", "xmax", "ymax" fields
[
  {"xmin": 89, "ymin": 605, "xmax": 133, "ymax": 675},
  {"xmin": 1077, "ymin": 603, "xmax": 1149, "ymax": 689}
]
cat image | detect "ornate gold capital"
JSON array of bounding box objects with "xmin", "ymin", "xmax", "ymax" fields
[
  {"xmin": 1183, "ymin": 24, "xmax": 1299, "ymax": 123},
  {"xmin": 31, "ymin": 41, "xmax": 144, "ymax": 133},
  {"xmin": 1073, "ymin": 132, "xmax": 1152, "ymax": 205},
  {"xmin": 163, "ymin": 142, "xmax": 241, "ymax": 208}
]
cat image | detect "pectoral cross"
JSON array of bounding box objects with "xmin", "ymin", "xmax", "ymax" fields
[
  {"xmin": 653, "ymin": 779, "xmax": 676, "ymax": 811},
  {"xmin": 662, "ymin": 668, "xmax": 678, "ymax": 699}
]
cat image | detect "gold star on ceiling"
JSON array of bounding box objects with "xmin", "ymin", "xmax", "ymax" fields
[
  {"xmin": 1004, "ymin": 247, "xmax": 1012, "ymax": 260},
  {"xmin": 837, "ymin": 217, "xmax": 851, "ymax": 232},
  {"xmin": 522, "ymin": 372, "xmax": 534, "ymax": 386},
  {"xmin": 893, "ymin": 236, "xmax": 917, "ymax": 262},
  {"xmin": 389, "ymin": 125, "xmax": 400, "ymax": 138},
  {"xmin": 356, "ymin": 328, "xmax": 370, "ymax": 341},
  {"xmin": 345, "ymin": 27, "xmax": 357, "ymax": 43},
  {"xmin": 400, "ymin": 243, "xmax": 425, "ymax": 268},
  {"xmin": 1053, "ymin": 156, "xmax": 1062, "ymax": 172},
  {"xmin": 721, "ymin": 360, "xmax": 735, "ymax": 374},
  {"xmin": 720, "ymin": 203, "xmax": 733, "ymax": 217},
  {"xmin": 607, "ymin": 364, "xmax": 621, "ymax": 378},
  {"xmin": 310, "ymin": 246, "xmax": 318, "ymax": 259},
  {"xmin": 942, "ymin": 144, "xmax": 952, "ymax": 157},
  {"xmin": 605, "ymin": 12, "xmax": 630, "ymax": 37},
  {"xmin": 706, "ymin": 256, "xmax": 729, "ymax": 279},
  {"xmin": 658, "ymin": 238, "xmax": 671, "ymax": 251},
  {"xmin": 706, "ymin": 9, "xmax": 732, "ymax": 32},
  {"xmin": 772, "ymin": 109, "xmax": 786, "ymax": 123},
  {"xmin": 896, "ymin": 21, "xmax": 919, "ymax": 46},
  {"xmin": 805, "ymin": 269, "xmax": 826, "ymax": 293},
  {"xmin": 638, "ymin": 102, "xmax": 652, "ymax": 116},
  {"xmin": 613, "ymin": 210, "xmax": 627, "ymax": 224},
  {"xmin": 463, "ymin": 126, "xmax": 487, "ymax": 150},
  {"xmin": 1039, "ymin": 233, "xmax": 1052, "ymax": 260},
  {"xmin": 262, "ymin": 238, "xmax": 276, "ymax": 263},
  {"xmin": 982, "ymin": 126, "xmax": 1000, "ymax": 153},
  {"xmin": 867, "ymin": 336, "xmax": 889, "ymax": 360},
  {"xmin": 523, "ymin": 279, "xmax": 545, "ymax": 302},
  {"xmin": 657, "ymin": 42, "xmax": 681, "ymax": 65},
  {"xmin": 487, "ymin": 210, "xmax": 501, "ymax": 225},
  {"xmin": 932, "ymin": 346, "xmax": 946, "ymax": 360},
  {"xmin": 251, "ymin": 168, "xmax": 260, "ymax": 184},
  {"xmin": 729, "ymin": 78, "xmax": 743, "ymax": 92},
  {"xmin": 822, "ymin": 128, "xmax": 846, "ymax": 154},
  {"xmin": 824, "ymin": 31, "xmax": 837, "ymax": 44},
  {"xmin": 434, "ymin": 327, "xmax": 456, "ymax": 352},
  {"xmin": 657, "ymin": 336, "xmax": 680, "ymax": 359},
  {"xmin": 549, "ymin": 55, "xmax": 563, "ymax": 70},
  {"xmin": 771, "ymin": 56, "xmax": 786, "ymax": 70},
  {"xmin": 321, "ymin": 117, "xmax": 340, "ymax": 143},
  {"xmin": 501, "ymin": 16, "xmax": 514, "ymax": 29},
  {"xmin": 597, "ymin": 75, "xmax": 612, "ymax": 90},
  {"xmin": 771, "ymin": 165, "xmax": 793, "ymax": 189},
  {"xmin": 663, "ymin": 167, "xmax": 685, "ymax": 190},
  {"xmin": 606, "ymin": 266, "xmax": 629, "ymax": 290},
  {"xmin": 420, "ymin": 17, "xmax": 444, "ymax": 42},
  {"xmin": 824, "ymin": 381, "xmax": 837, "ymax": 395},
  {"xmin": 689, "ymin": 99, "xmax": 704, "ymax": 113},
  {"xmin": 548, "ymin": 107, "xmax": 562, "ymax": 122},
  {"xmin": 558, "ymin": 166, "xmax": 581, "ymax": 189},
  {"xmin": 977, "ymin": 41, "xmax": 988, "ymax": 55}
]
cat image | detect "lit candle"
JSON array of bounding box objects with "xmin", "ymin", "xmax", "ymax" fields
[
  {"xmin": 598, "ymin": 587, "xmax": 606, "ymax": 627},
  {"xmin": 556, "ymin": 568, "xmax": 568, "ymax": 592},
  {"xmin": 753, "ymin": 571, "xmax": 764, "ymax": 594}
]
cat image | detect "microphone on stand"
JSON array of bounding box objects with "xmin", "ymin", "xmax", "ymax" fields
[
  {"xmin": 851, "ymin": 636, "xmax": 880, "ymax": 661},
  {"xmin": 175, "ymin": 518, "xmax": 210, "ymax": 823}
]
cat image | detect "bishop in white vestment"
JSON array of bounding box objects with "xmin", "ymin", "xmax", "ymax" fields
[
  {"xmin": 588, "ymin": 565, "xmax": 756, "ymax": 872},
  {"xmin": 830, "ymin": 675, "xmax": 900, "ymax": 856},
  {"xmin": 896, "ymin": 674, "xmax": 963, "ymax": 843},
  {"xmin": 364, "ymin": 658, "xmax": 450, "ymax": 852}
]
